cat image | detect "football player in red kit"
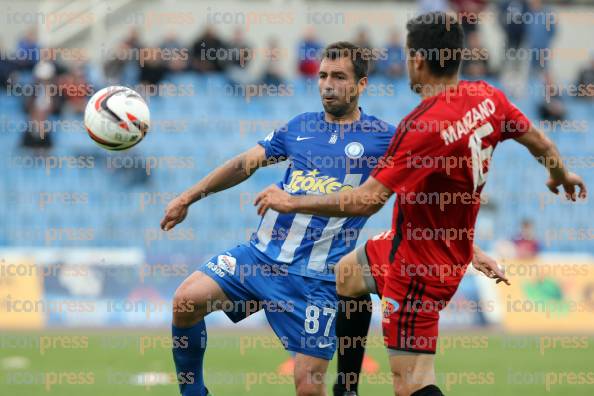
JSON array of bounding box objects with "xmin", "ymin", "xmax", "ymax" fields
[{"xmin": 255, "ymin": 11, "xmax": 587, "ymax": 396}]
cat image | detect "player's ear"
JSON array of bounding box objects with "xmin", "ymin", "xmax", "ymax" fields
[
  {"xmin": 357, "ymin": 76, "xmax": 368, "ymax": 94},
  {"xmin": 413, "ymin": 51, "xmax": 424, "ymax": 71}
]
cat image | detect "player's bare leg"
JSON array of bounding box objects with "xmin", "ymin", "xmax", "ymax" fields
[
  {"xmin": 335, "ymin": 249, "xmax": 370, "ymax": 298},
  {"xmin": 172, "ymin": 270, "xmax": 230, "ymax": 327},
  {"xmin": 389, "ymin": 352, "xmax": 439, "ymax": 396},
  {"xmin": 171, "ymin": 270, "xmax": 231, "ymax": 396},
  {"xmin": 293, "ymin": 353, "xmax": 330, "ymax": 396}
]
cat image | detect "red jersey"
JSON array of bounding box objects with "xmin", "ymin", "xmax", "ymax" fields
[{"xmin": 372, "ymin": 80, "xmax": 531, "ymax": 283}]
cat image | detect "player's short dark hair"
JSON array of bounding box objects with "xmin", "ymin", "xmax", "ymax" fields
[
  {"xmin": 321, "ymin": 41, "xmax": 369, "ymax": 81},
  {"xmin": 406, "ymin": 12, "xmax": 464, "ymax": 77}
]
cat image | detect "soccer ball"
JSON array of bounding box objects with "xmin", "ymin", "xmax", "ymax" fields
[{"xmin": 84, "ymin": 86, "xmax": 150, "ymax": 150}]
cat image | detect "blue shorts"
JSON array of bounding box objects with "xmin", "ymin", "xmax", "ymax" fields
[{"xmin": 198, "ymin": 244, "xmax": 337, "ymax": 360}]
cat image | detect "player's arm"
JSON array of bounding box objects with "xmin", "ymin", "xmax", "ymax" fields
[
  {"xmin": 255, "ymin": 176, "xmax": 393, "ymax": 217},
  {"xmin": 514, "ymin": 125, "xmax": 587, "ymax": 201},
  {"xmin": 472, "ymin": 245, "xmax": 510, "ymax": 285},
  {"xmin": 161, "ymin": 145, "xmax": 280, "ymax": 231}
]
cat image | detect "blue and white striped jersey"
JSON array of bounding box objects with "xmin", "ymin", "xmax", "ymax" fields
[{"xmin": 251, "ymin": 110, "xmax": 395, "ymax": 282}]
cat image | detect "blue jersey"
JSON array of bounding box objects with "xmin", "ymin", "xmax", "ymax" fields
[{"xmin": 251, "ymin": 110, "xmax": 395, "ymax": 281}]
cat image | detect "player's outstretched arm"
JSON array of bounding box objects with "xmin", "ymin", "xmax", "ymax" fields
[
  {"xmin": 255, "ymin": 176, "xmax": 393, "ymax": 217},
  {"xmin": 161, "ymin": 145, "xmax": 278, "ymax": 231},
  {"xmin": 514, "ymin": 125, "xmax": 587, "ymax": 201},
  {"xmin": 472, "ymin": 245, "xmax": 510, "ymax": 285}
]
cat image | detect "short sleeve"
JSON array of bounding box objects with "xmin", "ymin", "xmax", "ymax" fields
[
  {"xmin": 257, "ymin": 126, "xmax": 288, "ymax": 161},
  {"xmin": 372, "ymin": 129, "xmax": 442, "ymax": 192},
  {"xmin": 496, "ymin": 88, "xmax": 532, "ymax": 141}
]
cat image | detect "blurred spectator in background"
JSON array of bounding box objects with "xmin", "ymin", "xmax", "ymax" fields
[
  {"xmin": 16, "ymin": 28, "xmax": 40, "ymax": 71},
  {"xmin": 419, "ymin": 0, "xmax": 450, "ymax": 13},
  {"xmin": 104, "ymin": 42, "xmax": 132, "ymax": 84},
  {"xmin": 512, "ymin": 219, "xmax": 541, "ymax": 259},
  {"xmin": 191, "ymin": 25, "xmax": 227, "ymax": 73},
  {"xmin": 526, "ymin": 0, "xmax": 556, "ymax": 77},
  {"xmin": 139, "ymin": 48, "xmax": 165, "ymax": 86},
  {"xmin": 525, "ymin": 0, "xmax": 562, "ymax": 119},
  {"xmin": 0, "ymin": 41, "xmax": 17, "ymax": 89},
  {"xmin": 449, "ymin": 0, "xmax": 487, "ymax": 36},
  {"xmin": 377, "ymin": 29, "xmax": 406, "ymax": 79},
  {"xmin": 104, "ymin": 28, "xmax": 144, "ymax": 85},
  {"xmin": 499, "ymin": 0, "xmax": 529, "ymax": 55},
  {"xmin": 576, "ymin": 54, "xmax": 594, "ymax": 101},
  {"xmin": 498, "ymin": 0, "xmax": 529, "ymax": 96},
  {"xmin": 226, "ymin": 27, "xmax": 252, "ymax": 70},
  {"xmin": 58, "ymin": 62, "xmax": 90, "ymax": 115},
  {"xmin": 225, "ymin": 28, "xmax": 252, "ymax": 85},
  {"xmin": 461, "ymin": 31, "xmax": 490, "ymax": 78},
  {"xmin": 353, "ymin": 27, "xmax": 377, "ymax": 75},
  {"xmin": 160, "ymin": 32, "xmax": 189, "ymax": 73},
  {"xmin": 124, "ymin": 28, "xmax": 143, "ymax": 52},
  {"xmin": 21, "ymin": 61, "xmax": 58, "ymax": 149},
  {"xmin": 297, "ymin": 27, "xmax": 323, "ymax": 78},
  {"xmin": 260, "ymin": 37, "xmax": 284, "ymax": 87}
]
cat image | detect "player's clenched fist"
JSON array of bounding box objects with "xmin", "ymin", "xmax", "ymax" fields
[
  {"xmin": 160, "ymin": 195, "xmax": 190, "ymax": 231},
  {"xmin": 254, "ymin": 185, "xmax": 293, "ymax": 216}
]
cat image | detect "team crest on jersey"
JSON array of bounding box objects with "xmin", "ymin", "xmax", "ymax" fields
[
  {"xmin": 381, "ymin": 297, "xmax": 399, "ymax": 323},
  {"xmin": 285, "ymin": 170, "xmax": 355, "ymax": 194},
  {"xmin": 345, "ymin": 142, "xmax": 364, "ymax": 159},
  {"xmin": 216, "ymin": 254, "xmax": 237, "ymax": 275}
]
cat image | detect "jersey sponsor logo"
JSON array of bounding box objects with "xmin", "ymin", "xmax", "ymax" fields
[
  {"xmin": 205, "ymin": 261, "xmax": 226, "ymax": 278},
  {"xmin": 344, "ymin": 142, "xmax": 364, "ymax": 159},
  {"xmin": 216, "ymin": 254, "xmax": 237, "ymax": 275},
  {"xmin": 285, "ymin": 170, "xmax": 356, "ymax": 194},
  {"xmin": 296, "ymin": 136, "xmax": 315, "ymax": 141}
]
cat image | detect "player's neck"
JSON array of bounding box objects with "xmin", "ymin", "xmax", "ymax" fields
[
  {"xmin": 419, "ymin": 76, "xmax": 459, "ymax": 100},
  {"xmin": 324, "ymin": 107, "xmax": 361, "ymax": 124}
]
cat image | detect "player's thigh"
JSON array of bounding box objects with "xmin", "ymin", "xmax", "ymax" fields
[
  {"xmin": 264, "ymin": 275, "xmax": 338, "ymax": 361},
  {"xmin": 389, "ymin": 351, "xmax": 435, "ymax": 396},
  {"xmin": 293, "ymin": 352, "xmax": 330, "ymax": 396},
  {"xmin": 172, "ymin": 270, "xmax": 228, "ymax": 326},
  {"xmin": 335, "ymin": 248, "xmax": 369, "ymax": 297}
]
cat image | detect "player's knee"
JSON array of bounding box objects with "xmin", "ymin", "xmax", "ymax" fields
[
  {"xmin": 295, "ymin": 376, "xmax": 324, "ymax": 396},
  {"xmin": 172, "ymin": 282, "xmax": 206, "ymax": 327},
  {"xmin": 335, "ymin": 267, "xmax": 358, "ymax": 297}
]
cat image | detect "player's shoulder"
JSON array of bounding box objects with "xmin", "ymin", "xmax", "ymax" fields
[
  {"xmin": 360, "ymin": 112, "xmax": 396, "ymax": 136},
  {"xmin": 458, "ymin": 79, "xmax": 509, "ymax": 102}
]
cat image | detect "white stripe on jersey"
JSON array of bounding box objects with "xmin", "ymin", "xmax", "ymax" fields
[
  {"xmin": 276, "ymin": 213, "xmax": 313, "ymax": 263},
  {"xmin": 255, "ymin": 209, "xmax": 280, "ymax": 252},
  {"xmin": 307, "ymin": 217, "xmax": 347, "ymax": 271},
  {"xmin": 307, "ymin": 173, "xmax": 363, "ymax": 272}
]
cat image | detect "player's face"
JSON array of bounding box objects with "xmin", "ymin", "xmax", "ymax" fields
[
  {"xmin": 318, "ymin": 57, "xmax": 365, "ymax": 118},
  {"xmin": 406, "ymin": 44, "xmax": 423, "ymax": 94}
]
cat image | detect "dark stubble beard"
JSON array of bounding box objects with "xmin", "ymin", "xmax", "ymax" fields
[{"xmin": 322, "ymin": 95, "xmax": 359, "ymax": 118}]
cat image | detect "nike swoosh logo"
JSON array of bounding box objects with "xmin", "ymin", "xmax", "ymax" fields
[
  {"xmin": 318, "ymin": 342, "xmax": 333, "ymax": 348},
  {"xmin": 296, "ymin": 136, "xmax": 315, "ymax": 141}
]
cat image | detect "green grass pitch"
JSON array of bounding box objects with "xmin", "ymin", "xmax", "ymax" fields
[{"xmin": 1, "ymin": 330, "xmax": 593, "ymax": 395}]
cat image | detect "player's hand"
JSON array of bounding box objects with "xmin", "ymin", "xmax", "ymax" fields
[
  {"xmin": 254, "ymin": 185, "xmax": 293, "ymax": 216},
  {"xmin": 160, "ymin": 195, "xmax": 189, "ymax": 231},
  {"xmin": 472, "ymin": 249, "xmax": 510, "ymax": 285},
  {"xmin": 546, "ymin": 172, "xmax": 587, "ymax": 201}
]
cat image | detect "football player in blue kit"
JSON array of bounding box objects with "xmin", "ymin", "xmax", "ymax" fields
[{"xmin": 161, "ymin": 41, "xmax": 502, "ymax": 396}]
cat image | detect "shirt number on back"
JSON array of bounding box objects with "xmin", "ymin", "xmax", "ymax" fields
[{"xmin": 468, "ymin": 122, "xmax": 494, "ymax": 192}]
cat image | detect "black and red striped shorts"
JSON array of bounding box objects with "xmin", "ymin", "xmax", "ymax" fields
[{"xmin": 357, "ymin": 231, "xmax": 461, "ymax": 354}]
